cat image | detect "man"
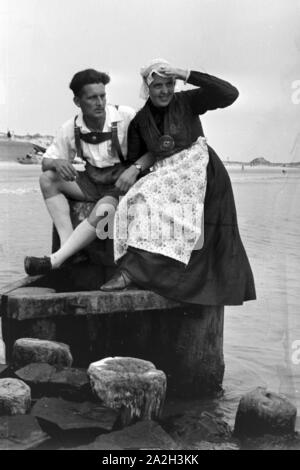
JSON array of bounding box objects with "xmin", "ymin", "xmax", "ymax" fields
[{"xmin": 24, "ymin": 68, "xmax": 142, "ymax": 275}]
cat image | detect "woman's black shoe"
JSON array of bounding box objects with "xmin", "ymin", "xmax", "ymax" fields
[
  {"xmin": 100, "ymin": 271, "xmax": 137, "ymax": 291},
  {"xmin": 24, "ymin": 256, "xmax": 52, "ymax": 276}
]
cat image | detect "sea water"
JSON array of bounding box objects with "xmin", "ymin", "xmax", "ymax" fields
[{"xmin": 0, "ymin": 162, "xmax": 299, "ymax": 432}]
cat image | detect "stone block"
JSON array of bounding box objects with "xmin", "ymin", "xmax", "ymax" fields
[
  {"xmin": 0, "ymin": 378, "xmax": 31, "ymax": 415},
  {"xmin": 88, "ymin": 356, "xmax": 166, "ymax": 423},
  {"xmin": 31, "ymin": 397, "xmax": 119, "ymax": 432},
  {"xmin": 75, "ymin": 421, "xmax": 177, "ymax": 450},
  {"xmin": 234, "ymin": 387, "xmax": 297, "ymax": 437},
  {"xmin": 15, "ymin": 363, "xmax": 91, "ymax": 400},
  {"xmin": 12, "ymin": 338, "xmax": 73, "ymax": 369},
  {"xmin": 162, "ymin": 411, "xmax": 232, "ymax": 447},
  {"xmin": 0, "ymin": 415, "xmax": 50, "ymax": 450}
]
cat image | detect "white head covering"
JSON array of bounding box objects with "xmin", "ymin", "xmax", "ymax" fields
[{"xmin": 139, "ymin": 58, "xmax": 175, "ymax": 100}]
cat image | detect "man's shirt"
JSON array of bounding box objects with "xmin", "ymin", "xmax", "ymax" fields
[{"xmin": 43, "ymin": 104, "xmax": 135, "ymax": 168}]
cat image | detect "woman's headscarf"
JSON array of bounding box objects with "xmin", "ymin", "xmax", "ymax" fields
[{"xmin": 139, "ymin": 58, "xmax": 175, "ymax": 100}]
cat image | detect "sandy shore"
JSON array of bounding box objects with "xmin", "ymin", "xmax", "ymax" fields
[{"xmin": 0, "ymin": 161, "xmax": 40, "ymax": 169}]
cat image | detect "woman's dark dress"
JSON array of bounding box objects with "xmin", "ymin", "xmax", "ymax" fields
[{"xmin": 119, "ymin": 71, "xmax": 256, "ymax": 306}]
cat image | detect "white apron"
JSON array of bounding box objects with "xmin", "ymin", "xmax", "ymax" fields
[{"xmin": 114, "ymin": 137, "xmax": 209, "ymax": 265}]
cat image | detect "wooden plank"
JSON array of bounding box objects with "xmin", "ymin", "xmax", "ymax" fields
[
  {"xmin": 0, "ymin": 277, "xmax": 45, "ymax": 318},
  {"xmin": 0, "ymin": 275, "xmax": 42, "ymax": 297},
  {"xmin": 5, "ymin": 289, "xmax": 180, "ymax": 321}
]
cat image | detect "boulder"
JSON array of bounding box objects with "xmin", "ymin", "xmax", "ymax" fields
[
  {"xmin": 0, "ymin": 415, "xmax": 50, "ymax": 450},
  {"xmin": 0, "ymin": 365, "xmax": 11, "ymax": 378},
  {"xmin": 47, "ymin": 366, "xmax": 91, "ymax": 401},
  {"xmin": 15, "ymin": 363, "xmax": 54, "ymax": 387},
  {"xmin": 74, "ymin": 421, "xmax": 177, "ymax": 450},
  {"xmin": 88, "ymin": 357, "xmax": 166, "ymax": 423},
  {"xmin": 0, "ymin": 378, "xmax": 31, "ymax": 415},
  {"xmin": 162, "ymin": 411, "xmax": 232, "ymax": 447},
  {"xmin": 188, "ymin": 441, "xmax": 240, "ymax": 451},
  {"xmin": 240, "ymin": 433, "xmax": 300, "ymax": 450},
  {"xmin": 15, "ymin": 363, "xmax": 91, "ymax": 400},
  {"xmin": 12, "ymin": 338, "xmax": 73, "ymax": 369},
  {"xmin": 234, "ymin": 387, "xmax": 297, "ymax": 437},
  {"xmin": 31, "ymin": 397, "xmax": 119, "ymax": 433}
]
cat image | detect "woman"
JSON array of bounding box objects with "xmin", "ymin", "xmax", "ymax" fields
[{"xmin": 102, "ymin": 58, "xmax": 256, "ymax": 305}]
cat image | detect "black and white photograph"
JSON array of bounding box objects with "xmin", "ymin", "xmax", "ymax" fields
[{"xmin": 0, "ymin": 0, "xmax": 299, "ymax": 452}]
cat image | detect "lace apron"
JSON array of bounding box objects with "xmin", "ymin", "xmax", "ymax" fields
[{"xmin": 114, "ymin": 137, "xmax": 209, "ymax": 265}]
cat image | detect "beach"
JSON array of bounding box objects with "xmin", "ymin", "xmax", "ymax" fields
[{"xmin": 0, "ymin": 143, "xmax": 300, "ymax": 436}]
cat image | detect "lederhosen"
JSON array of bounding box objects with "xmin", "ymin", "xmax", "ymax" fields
[{"xmin": 74, "ymin": 109, "xmax": 130, "ymax": 202}]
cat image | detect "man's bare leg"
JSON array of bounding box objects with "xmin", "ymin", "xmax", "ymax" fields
[
  {"xmin": 40, "ymin": 170, "xmax": 86, "ymax": 246},
  {"xmin": 49, "ymin": 195, "xmax": 117, "ymax": 268},
  {"xmin": 24, "ymin": 195, "xmax": 117, "ymax": 273}
]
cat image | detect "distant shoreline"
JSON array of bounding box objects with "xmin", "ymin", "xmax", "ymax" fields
[
  {"xmin": 1, "ymin": 138, "xmax": 299, "ymax": 167},
  {"xmin": 223, "ymin": 163, "xmax": 299, "ymax": 170},
  {"xmin": 224, "ymin": 162, "xmax": 300, "ymax": 168},
  {"xmin": 0, "ymin": 139, "xmax": 35, "ymax": 162}
]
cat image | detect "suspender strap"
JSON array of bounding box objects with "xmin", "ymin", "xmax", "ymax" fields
[
  {"xmin": 74, "ymin": 110, "xmax": 125, "ymax": 164},
  {"xmin": 111, "ymin": 121, "xmax": 125, "ymax": 164},
  {"xmin": 74, "ymin": 116, "xmax": 84, "ymax": 160}
]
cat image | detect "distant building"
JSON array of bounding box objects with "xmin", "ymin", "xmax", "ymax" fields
[{"xmin": 249, "ymin": 157, "xmax": 271, "ymax": 166}]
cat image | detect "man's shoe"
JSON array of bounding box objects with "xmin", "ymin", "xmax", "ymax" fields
[
  {"xmin": 24, "ymin": 256, "xmax": 52, "ymax": 276},
  {"xmin": 100, "ymin": 271, "xmax": 137, "ymax": 291}
]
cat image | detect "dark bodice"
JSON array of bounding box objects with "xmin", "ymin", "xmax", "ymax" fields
[{"xmin": 127, "ymin": 70, "xmax": 239, "ymax": 161}]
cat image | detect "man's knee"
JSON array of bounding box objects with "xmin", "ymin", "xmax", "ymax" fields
[
  {"xmin": 88, "ymin": 197, "xmax": 117, "ymax": 227},
  {"xmin": 39, "ymin": 170, "xmax": 59, "ymax": 195}
]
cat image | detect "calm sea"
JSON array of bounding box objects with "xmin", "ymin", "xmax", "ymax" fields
[{"xmin": 0, "ymin": 162, "xmax": 300, "ymax": 433}]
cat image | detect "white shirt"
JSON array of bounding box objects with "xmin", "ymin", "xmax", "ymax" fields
[{"xmin": 43, "ymin": 104, "xmax": 135, "ymax": 168}]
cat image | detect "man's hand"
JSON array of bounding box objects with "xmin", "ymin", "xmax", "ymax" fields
[
  {"xmin": 53, "ymin": 159, "xmax": 78, "ymax": 181},
  {"xmin": 115, "ymin": 165, "xmax": 140, "ymax": 193}
]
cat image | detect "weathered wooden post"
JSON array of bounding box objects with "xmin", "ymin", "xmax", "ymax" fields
[{"xmin": 0, "ymin": 201, "xmax": 225, "ymax": 398}]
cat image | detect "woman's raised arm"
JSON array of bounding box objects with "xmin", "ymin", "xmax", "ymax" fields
[{"xmin": 184, "ymin": 70, "xmax": 239, "ymax": 114}]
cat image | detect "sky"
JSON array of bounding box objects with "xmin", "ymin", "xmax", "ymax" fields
[{"xmin": 0, "ymin": 0, "xmax": 299, "ymax": 162}]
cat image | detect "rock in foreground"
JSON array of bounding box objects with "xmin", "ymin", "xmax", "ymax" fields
[
  {"xmin": 0, "ymin": 415, "xmax": 50, "ymax": 450},
  {"xmin": 12, "ymin": 338, "xmax": 73, "ymax": 369},
  {"xmin": 88, "ymin": 357, "xmax": 166, "ymax": 423},
  {"xmin": 234, "ymin": 387, "xmax": 297, "ymax": 437},
  {"xmin": 15, "ymin": 363, "xmax": 91, "ymax": 400},
  {"xmin": 0, "ymin": 378, "xmax": 31, "ymax": 415},
  {"xmin": 31, "ymin": 397, "xmax": 119, "ymax": 432},
  {"xmin": 162, "ymin": 411, "xmax": 232, "ymax": 447},
  {"xmin": 75, "ymin": 421, "xmax": 177, "ymax": 450}
]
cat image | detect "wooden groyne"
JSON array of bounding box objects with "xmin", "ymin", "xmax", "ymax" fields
[
  {"xmin": 0, "ymin": 200, "xmax": 225, "ymax": 398},
  {"xmin": 0, "ymin": 284, "xmax": 224, "ymax": 398}
]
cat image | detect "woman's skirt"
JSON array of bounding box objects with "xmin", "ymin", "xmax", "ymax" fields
[{"xmin": 116, "ymin": 143, "xmax": 256, "ymax": 306}]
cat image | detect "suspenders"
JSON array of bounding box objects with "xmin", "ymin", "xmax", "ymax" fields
[
  {"xmin": 111, "ymin": 121, "xmax": 125, "ymax": 164},
  {"xmin": 74, "ymin": 106, "xmax": 125, "ymax": 164},
  {"xmin": 74, "ymin": 119, "xmax": 84, "ymax": 161}
]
